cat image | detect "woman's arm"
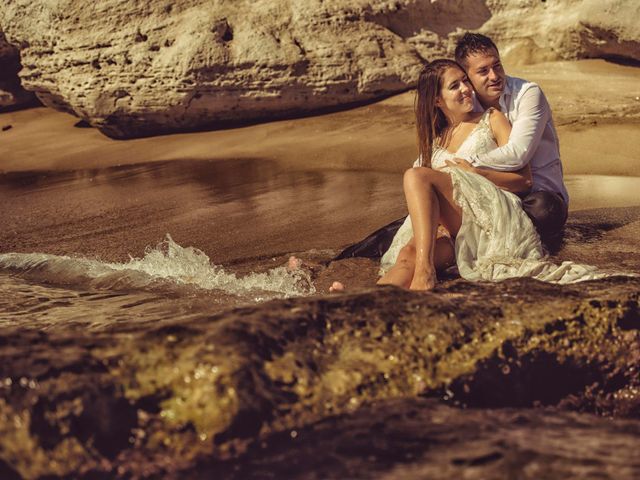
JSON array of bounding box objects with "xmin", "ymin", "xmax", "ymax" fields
[{"xmin": 454, "ymin": 109, "xmax": 533, "ymax": 194}]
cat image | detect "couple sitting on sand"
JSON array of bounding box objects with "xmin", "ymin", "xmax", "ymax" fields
[{"xmin": 330, "ymin": 33, "xmax": 604, "ymax": 291}]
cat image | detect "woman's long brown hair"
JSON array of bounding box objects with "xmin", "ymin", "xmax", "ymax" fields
[{"xmin": 415, "ymin": 59, "xmax": 464, "ymax": 167}]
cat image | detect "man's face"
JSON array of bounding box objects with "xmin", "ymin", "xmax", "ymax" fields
[{"xmin": 464, "ymin": 48, "xmax": 506, "ymax": 105}]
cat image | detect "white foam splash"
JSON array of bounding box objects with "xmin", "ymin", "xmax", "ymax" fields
[{"xmin": 0, "ymin": 235, "xmax": 315, "ymax": 299}]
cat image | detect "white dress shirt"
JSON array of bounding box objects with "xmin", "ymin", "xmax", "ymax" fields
[{"xmin": 468, "ymin": 76, "xmax": 569, "ymax": 205}]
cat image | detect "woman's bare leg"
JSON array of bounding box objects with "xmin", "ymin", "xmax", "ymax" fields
[
  {"xmin": 405, "ymin": 171, "xmax": 439, "ymax": 290},
  {"xmin": 403, "ymin": 167, "xmax": 461, "ymax": 291},
  {"xmin": 377, "ymin": 238, "xmax": 417, "ymax": 288},
  {"xmin": 377, "ymin": 235, "xmax": 455, "ymax": 288}
]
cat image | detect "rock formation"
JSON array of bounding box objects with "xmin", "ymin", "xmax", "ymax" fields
[
  {"xmin": 0, "ymin": 276, "xmax": 638, "ymax": 478},
  {"xmin": 0, "ymin": 0, "xmax": 426, "ymax": 138},
  {"xmin": 0, "ymin": 0, "xmax": 638, "ymax": 137},
  {"xmin": 483, "ymin": 0, "xmax": 640, "ymax": 66}
]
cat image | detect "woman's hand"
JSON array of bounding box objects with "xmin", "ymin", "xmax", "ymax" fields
[
  {"xmin": 446, "ymin": 157, "xmax": 532, "ymax": 194},
  {"xmin": 445, "ymin": 158, "xmax": 476, "ymax": 173}
]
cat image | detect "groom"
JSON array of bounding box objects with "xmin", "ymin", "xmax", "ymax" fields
[
  {"xmin": 452, "ymin": 33, "xmax": 568, "ymax": 245},
  {"xmin": 335, "ymin": 32, "xmax": 569, "ymax": 260}
]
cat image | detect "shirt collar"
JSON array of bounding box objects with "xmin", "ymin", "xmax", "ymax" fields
[
  {"xmin": 499, "ymin": 76, "xmax": 513, "ymax": 111},
  {"xmin": 473, "ymin": 76, "xmax": 513, "ymax": 112}
]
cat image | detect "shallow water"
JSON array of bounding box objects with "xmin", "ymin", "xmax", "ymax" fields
[
  {"xmin": 1, "ymin": 160, "xmax": 640, "ymax": 319},
  {"xmin": 565, "ymin": 174, "xmax": 640, "ymax": 211},
  {"xmin": 0, "ymin": 159, "xmax": 404, "ymax": 319},
  {"xmin": 0, "ymin": 159, "xmax": 405, "ymax": 263},
  {"xmin": 0, "ymin": 234, "xmax": 316, "ymax": 328}
]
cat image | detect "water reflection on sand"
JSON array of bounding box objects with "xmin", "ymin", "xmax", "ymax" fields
[
  {"xmin": 0, "ymin": 160, "xmax": 405, "ymax": 264},
  {"xmin": 1, "ymin": 159, "xmax": 639, "ymax": 265},
  {"xmin": 565, "ymin": 174, "xmax": 640, "ymax": 211}
]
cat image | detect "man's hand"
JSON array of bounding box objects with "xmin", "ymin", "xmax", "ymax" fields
[
  {"xmin": 445, "ymin": 158, "xmax": 476, "ymax": 173},
  {"xmin": 446, "ymin": 157, "xmax": 533, "ymax": 194}
]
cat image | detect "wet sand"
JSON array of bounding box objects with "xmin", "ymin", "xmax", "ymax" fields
[
  {"xmin": 0, "ymin": 161, "xmax": 406, "ymax": 263},
  {"xmin": 1, "ymin": 60, "xmax": 639, "ymax": 177}
]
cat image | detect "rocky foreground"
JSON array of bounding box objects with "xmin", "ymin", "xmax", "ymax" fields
[
  {"xmin": 1, "ymin": 270, "xmax": 639, "ymax": 478},
  {"xmin": 1, "ymin": 0, "xmax": 639, "ymax": 137}
]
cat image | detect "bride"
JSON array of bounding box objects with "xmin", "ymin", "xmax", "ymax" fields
[{"xmin": 374, "ymin": 59, "xmax": 602, "ymax": 291}]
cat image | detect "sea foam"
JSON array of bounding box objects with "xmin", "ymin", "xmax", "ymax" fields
[{"xmin": 0, "ymin": 235, "xmax": 315, "ymax": 299}]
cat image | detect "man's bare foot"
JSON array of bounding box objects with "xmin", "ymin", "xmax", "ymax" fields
[
  {"xmin": 409, "ymin": 270, "xmax": 437, "ymax": 291},
  {"xmin": 329, "ymin": 281, "xmax": 345, "ymax": 293},
  {"xmin": 287, "ymin": 255, "xmax": 303, "ymax": 271}
]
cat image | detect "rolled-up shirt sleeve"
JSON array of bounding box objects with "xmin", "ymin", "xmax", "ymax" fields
[{"xmin": 469, "ymin": 84, "xmax": 550, "ymax": 171}]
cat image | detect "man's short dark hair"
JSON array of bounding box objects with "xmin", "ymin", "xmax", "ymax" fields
[{"xmin": 455, "ymin": 33, "xmax": 499, "ymax": 67}]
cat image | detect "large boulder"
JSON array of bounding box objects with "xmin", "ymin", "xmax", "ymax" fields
[
  {"xmin": 0, "ymin": 0, "xmax": 638, "ymax": 138},
  {"xmin": 0, "ymin": 0, "xmax": 429, "ymax": 138}
]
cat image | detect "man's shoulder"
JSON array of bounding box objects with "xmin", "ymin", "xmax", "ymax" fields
[{"xmin": 506, "ymin": 75, "xmax": 544, "ymax": 97}]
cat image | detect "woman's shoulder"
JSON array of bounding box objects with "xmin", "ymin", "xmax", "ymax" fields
[
  {"xmin": 486, "ymin": 107, "xmax": 510, "ymax": 127},
  {"xmin": 468, "ymin": 111, "xmax": 486, "ymax": 124},
  {"xmin": 464, "ymin": 110, "xmax": 494, "ymax": 129},
  {"xmin": 483, "ymin": 107, "xmax": 502, "ymax": 121}
]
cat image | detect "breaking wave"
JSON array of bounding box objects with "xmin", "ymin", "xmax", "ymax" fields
[{"xmin": 0, "ymin": 235, "xmax": 315, "ymax": 300}]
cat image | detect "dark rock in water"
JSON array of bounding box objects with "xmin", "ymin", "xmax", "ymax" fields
[
  {"xmin": 73, "ymin": 119, "xmax": 92, "ymax": 129},
  {"xmin": 0, "ymin": 276, "xmax": 639, "ymax": 478}
]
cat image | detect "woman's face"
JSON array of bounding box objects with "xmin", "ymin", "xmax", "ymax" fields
[{"xmin": 437, "ymin": 66, "xmax": 474, "ymax": 117}]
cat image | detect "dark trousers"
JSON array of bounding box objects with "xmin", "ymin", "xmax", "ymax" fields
[
  {"xmin": 333, "ymin": 190, "xmax": 568, "ymax": 261},
  {"xmin": 520, "ymin": 191, "xmax": 568, "ymax": 251}
]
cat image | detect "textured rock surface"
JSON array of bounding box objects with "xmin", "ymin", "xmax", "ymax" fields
[
  {"xmin": 0, "ymin": 31, "xmax": 37, "ymax": 111},
  {"xmin": 210, "ymin": 399, "xmax": 640, "ymax": 480},
  {"xmin": 0, "ymin": 0, "xmax": 427, "ymax": 138},
  {"xmin": 481, "ymin": 0, "xmax": 640, "ymax": 65},
  {"xmin": 0, "ymin": 276, "xmax": 639, "ymax": 478},
  {"xmin": 0, "ymin": 0, "xmax": 638, "ymax": 138}
]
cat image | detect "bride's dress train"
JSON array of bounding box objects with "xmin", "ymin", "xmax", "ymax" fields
[{"xmin": 380, "ymin": 111, "xmax": 608, "ymax": 284}]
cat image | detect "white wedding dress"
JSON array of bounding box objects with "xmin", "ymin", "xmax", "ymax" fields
[{"xmin": 380, "ymin": 110, "xmax": 607, "ymax": 284}]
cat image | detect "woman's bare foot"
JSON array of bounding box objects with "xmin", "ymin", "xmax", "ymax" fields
[
  {"xmin": 287, "ymin": 255, "xmax": 303, "ymax": 271},
  {"xmin": 329, "ymin": 281, "xmax": 345, "ymax": 293},
  {"xmin": 409, "ymin": 269, "xmax": 437, "ymax": 291}
]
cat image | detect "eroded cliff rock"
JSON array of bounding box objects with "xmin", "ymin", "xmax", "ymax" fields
[
  {"xmin": 0, "ymin": 0, "xmax": 638, "ymax": 137},
  {"xmin": 0, "ymin": 0, "xmax": 426, "ymax": 138},
  {"xmin": 483, "ymin": 0, "xmax": 640, "ymax": 65}
]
